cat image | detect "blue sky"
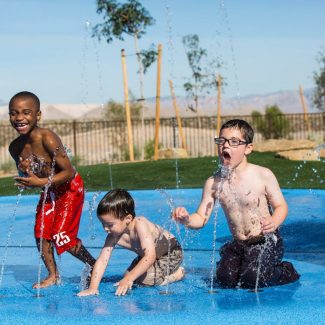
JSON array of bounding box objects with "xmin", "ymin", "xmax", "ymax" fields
[{"xmin": 1, "ymin": 0, "xmax": 324, "ymax": 105}]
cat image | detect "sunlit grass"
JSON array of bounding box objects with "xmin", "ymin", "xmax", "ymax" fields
[{"xmin": 0, "ymin": 152, "xmax": 324, "ymax": 196}]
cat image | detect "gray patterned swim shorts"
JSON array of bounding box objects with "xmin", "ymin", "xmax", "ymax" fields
[{"xmin": 127, "ymin": 244, "xmax": 183, "ymax": 286}]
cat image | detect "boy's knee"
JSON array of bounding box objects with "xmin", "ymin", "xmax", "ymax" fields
[
  {"xmin": 35, "ymin": 237, "xmax": 51, "ymax": 246},
  {"xmin": 239, "ymin": 265, "xmax": 273, "ymax": 288},
  {"xmin": 239, "ymin": 269, "xmax": 258, "ymax": 288},
  {"xmin": 216, "ymin": 267, "xmax": 238, "ymax": 288},
  {"xmin": 68, "ymin": 241, "xmax": 82, "ymax": 254}
]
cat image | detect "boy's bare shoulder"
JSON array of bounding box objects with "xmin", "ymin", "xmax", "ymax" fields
[
  {"xmin": 205, "ymin": 175, "xmax": 215, "ymax": 184},
  {"xmin": 134, "ymin": 216, "xmax": 151, "ymax": 227},
  {"xmin": 9, "ymin": 136, "xmax": 20, "ymax": 148},
  {"xmin": 38, "ymin": 127, "xmax": 63, "ymax": 146},
  {"xmin": 38, "ymin": 127, "xmax": 59, "ymax": 139},
  {"xmin": 134, "ymin": 216, "xmax": 156, "ymax": 233},
  {"xmin": 8, "ymin": 136, "xmax": 21, "ymax": 157},
  {"xmin": 201, "ymin": 175, "xmax": 218, "ymax": 194},
  {"xmin": 248, "ymin": 163, "xmax": 275, "ymax": 178}
]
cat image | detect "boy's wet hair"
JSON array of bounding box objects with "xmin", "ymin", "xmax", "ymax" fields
[
  {"xmin": 9, "ymin": 91, "xmax": 40, "ymax": 111},
  {"xmin": 220, "ymin": 119, "xmax": 254, "ymax": 143},
  {"xmin": 97, "ymin": 189, "xmax": 136, "ymax": 220}
]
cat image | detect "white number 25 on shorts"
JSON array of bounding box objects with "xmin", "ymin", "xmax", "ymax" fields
[{"xmin": 53, "ymin": 231, "xmax": 71, "ymax": 247}]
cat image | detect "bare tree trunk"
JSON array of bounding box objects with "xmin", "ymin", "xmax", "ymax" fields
[{"xmin": 194, "ymin": 86, "xmax": 202, "ymax": 129}]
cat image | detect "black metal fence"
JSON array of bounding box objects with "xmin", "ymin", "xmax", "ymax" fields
[{"xmin": 1, "ymin": 113, "xmax": 324, "ymax": 168}]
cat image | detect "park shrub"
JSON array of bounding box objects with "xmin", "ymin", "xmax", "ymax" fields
[
  {"xmin": 0, "ymin": 160, "xmax": 16, "ymax": 174},
  {"xmin": 144, "ymin": 139, "xmax": 162, "ymax": 160},
  {"xmin": 251, "ymin": 105, "xmax": 290, "ymax": 139}
]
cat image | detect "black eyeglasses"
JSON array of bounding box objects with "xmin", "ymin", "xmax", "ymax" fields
[{"xmin": 214, "ymin": 137, "xmax": 249, "ymax": 147}]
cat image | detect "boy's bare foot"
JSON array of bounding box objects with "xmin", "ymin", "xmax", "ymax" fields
[
  {"xmin": 161, "ymin": 267, "xmax": 185, "ymax": 286},
  {"xmin": 32, "ymin": 275, "xmax": 61, "ymax": 289}
]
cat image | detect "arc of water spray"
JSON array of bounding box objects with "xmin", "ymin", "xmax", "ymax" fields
[
  {"xmin": 218, "ymin": 0, "xmax": 241, "ymax": 104},
  {"xmin": 88, "ymin": 191, "xmax": 101, "ymax": 240},
  {"xmin": 0, "ymin": 188, "xmax": 24, "ymax": 289},
  {"xmin": 174, "ymin": 156, "xmax": 180, "ymax": 190},
  {"xmin": 85, "ymin": 20, "xmax": 106, "ymax": 109},
  {"xmin": 156, "ymin": 188, "xmax": 187, "ymax": 294},
  {"xmin": 134, "ymin": 33, "xmax": 146, "ymax": 161},
  {"xmin": 36, "ymin": 152, "xmax": 57, "ymax": 297},
  {"xmin": 165, "ymin": 4, "xmax": 175, "ymax": 82},
  {"xmin": 157, "ymin": 189, "xmax": 184, "ymax": 248},
  {"xmin": 80, "ymin": 21, "xmax": 91, "ymax": 108},
  {"xmin": 208, "ymin": 180, "xmax": 222, "ymax": 293},
  {"xmin": 108, "ymin": 151, "xmax": 114, "ymax": 189},
  {"xmin": 208, "ymin": 164, "xmax": 232, "ymax": 293},
  {"xmin": 247, "ymin": 193, "xmax": 279, "ymax": 292},
  {"xmin": 165, "ymin": 4, "xmax": 182, "ymax": 189}
]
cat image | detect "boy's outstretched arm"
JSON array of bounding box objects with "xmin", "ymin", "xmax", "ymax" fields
[
  {"xmin": 261, "ymin": 169, "xmax": 288, "ymax": 234},
  {"xmin": 114, "ymin": 218, "xmax": 156, "ymax": 296},
  {"xmin": 173, "ymin": 177, "xmax": 216, "ymax": 229},
  {"xmin": 77, "ymin": 236, "xmax": 115, "ymax": 297}
]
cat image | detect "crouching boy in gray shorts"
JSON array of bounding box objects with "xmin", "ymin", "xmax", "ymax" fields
[{"xmin": 78, "ymin": 189, "xmax": 184, "ymax": 296}]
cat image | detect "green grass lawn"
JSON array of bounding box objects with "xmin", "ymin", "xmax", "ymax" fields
[{"xmin": 0, "ymin": 152, "xmax": 324, "ymax": 196}]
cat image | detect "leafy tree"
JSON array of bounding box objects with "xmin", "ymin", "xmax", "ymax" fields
[
  {"xmin": 103, "ymin": 100, "xmax": 124, "ymax": 120},
  {"xmin": 93, "ymin": 0, "xmax": 157, "ymax": 160},
  {"xmin": 93, "ymin": 0, "xmax": 156, "ymax": 73},
  {"xmin": 313, "ymin": 47, "xmax": 325, "ymax": 111},
  {"xmin": 103, "ymin": 92, "xmax": 141, "ymax": 120},
  {"xmin": 139, "ymin": 44, "xmax": 157, "ymax": 74},
  {"xmin": 251, "ymin": 105, "xmax": 290, "ymax": 139},
  {"xmin": 182, "ymin": 34, "xmax": 221, "ymax": 117}
]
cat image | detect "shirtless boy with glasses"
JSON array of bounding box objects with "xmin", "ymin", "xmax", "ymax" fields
[{"xmin": 173, "ymin": 119, "xmax": 299, "ymax": 288}]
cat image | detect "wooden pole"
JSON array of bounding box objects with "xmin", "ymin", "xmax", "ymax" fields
[
  {"xmin": 216, "ymin": 75, "xmax": 221, "ymax": 156},
  {"xmin": 169, "ymin": 79, "xmax": 187, "ymax": 151},
  {"xmin": 299, "ymin": 84, "xmax": 311, "ymax": 133},
  {"xmin": 121, "ymin": 49, "xmax": 134, "ymax": 161},
  {"xmin": 154, "ymin": 44, "xmax": 162, "ymax": 160}
]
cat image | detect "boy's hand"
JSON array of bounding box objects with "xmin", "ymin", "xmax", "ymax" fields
[
  {"xmin": 261, "ymin": 216, "xmax": 277, "ymax": 234},
  {"xmin": 14, "ymin": 170, "xmax": 47, "ymax": 188},
  {"xmin": 17, "ymin": 156, "xmax": 31, "ymax": 175},
  {"xmin": 172, "ymin": 207, "xmax": 190, "ymax": 225},
  {"xmin": 77, "ymin": 288, "xmax": 99, "ymax": 297},
  {"xmin": 114, "ymin": 277, "xmax": 133, "ymax": 296}
]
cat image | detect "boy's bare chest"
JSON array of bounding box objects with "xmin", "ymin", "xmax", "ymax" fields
[
  {"xmin": 15, "ymin": 142, "xmax": 53, "ymax": 176},
  {"xmin": 218, "ymin": 178, "xmax": 265, "ymax": 209},
  {"xmin": 19, "ymin": 142, "xmax": 49, "ymax": 160}
]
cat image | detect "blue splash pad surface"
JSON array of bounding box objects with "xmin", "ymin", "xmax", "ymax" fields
[{"xmin": 0, "ymin": 189, "xmax": 324, "ymax": 324}]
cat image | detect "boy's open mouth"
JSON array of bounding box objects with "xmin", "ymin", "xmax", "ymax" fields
[
  {"xmin": 15, "ymin": 123, "xmax": 29, "ymax": 132},
  {"xmin": 222, "ymin": 151, "xmax": 231, "ymax": 160},
  {"xmin": 221, "ymin": 151, "xmax": 231, "ymax": 166}
]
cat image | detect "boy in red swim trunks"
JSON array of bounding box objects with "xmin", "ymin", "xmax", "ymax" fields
[{"xmin": 8, "ymin": 91, "xmax": 96, "ymax": 289}]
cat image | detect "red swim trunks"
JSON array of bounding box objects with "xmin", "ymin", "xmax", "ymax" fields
[{"xmin": 35, "ymin": 173, "xmax": 84, "ymax": 255}]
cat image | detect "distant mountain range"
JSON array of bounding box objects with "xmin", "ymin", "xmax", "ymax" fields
[
  {"xmin": 142, "ymin": 88, "xmax": 318, "ymax": 117},
  {"xmin": 0, "ymin": 89, "xmax": 319, "ymax": 121}
]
